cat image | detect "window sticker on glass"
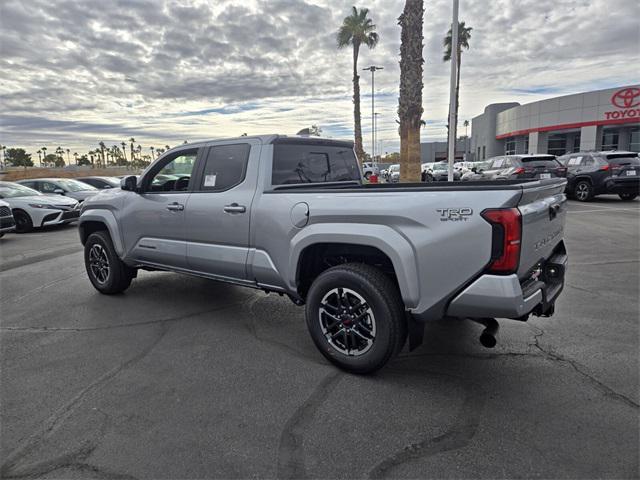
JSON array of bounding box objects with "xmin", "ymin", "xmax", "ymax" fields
[
  {"xmin": 204, "ymin": 174, "xmax": 217, "ymax": 187},
  {"xmin": 568, "ymin": 158, "xmax": 581, "ymax": 166}
]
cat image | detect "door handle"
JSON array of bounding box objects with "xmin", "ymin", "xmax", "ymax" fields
[
  {"xmin": 166, "ymin": 202, "xmax": 184, "ymax": 211},
  {"xmin": 223, "ymin": 203, "xmax": 246, "ymax": 214}
]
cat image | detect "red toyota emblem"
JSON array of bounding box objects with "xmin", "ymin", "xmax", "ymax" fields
[{"xmin": 611, "ymin": 87, "xmax": 640, "ymax": 108}]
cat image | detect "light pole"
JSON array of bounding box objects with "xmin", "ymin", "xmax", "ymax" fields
[
  {"xmin": 447, "ymin": 0, "xmax": 459, "ymax": 181},
  {"xmin": 374, "ymin": 112, "xmax": 380, "ymax": 162},
  {"xmin": 363, "ymin": 65, "xmax": 383, "ymax": 162}
]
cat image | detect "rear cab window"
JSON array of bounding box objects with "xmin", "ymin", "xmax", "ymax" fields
[
  {"xmin": 272, "ymin": 140, "xmax": 360, "ymax": 185},
  {"xmin": 604, "ymin": 153, "xmax": 640, "ymax": 167},
  {"xmin": 520, "ymin": 156, "xmax": 561, "ymax": 168}
]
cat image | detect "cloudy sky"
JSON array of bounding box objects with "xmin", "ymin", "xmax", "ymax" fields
[{"xmin": 1, "ymin": 0, "xmax": 638, "ymax": 156}]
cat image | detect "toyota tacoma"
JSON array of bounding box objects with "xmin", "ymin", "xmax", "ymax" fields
[{"xmin": 79, "ymin": 135, "xmax": 568, "ymax": 373}]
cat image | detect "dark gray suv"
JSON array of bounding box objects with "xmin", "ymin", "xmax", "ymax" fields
[
  {"xmin": 478, "ymin": 155, "xmax": 567, "ymax": 181},
  {"xmin": 557, "ymin": 151, "xmax": 639, "ymax": 201}
]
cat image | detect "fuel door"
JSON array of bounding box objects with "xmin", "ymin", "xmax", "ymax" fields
[{"xmin": 290, "ymin": 202, "xmax": 309, "ymax": 228}]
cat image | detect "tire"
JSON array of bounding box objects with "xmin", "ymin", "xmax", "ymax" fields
[
  {"xmin": 619, "ymin": 193, "xmax": 638, "ymax": 201},
  {"xmin": 13, "ymin": 209, "xmax": 33, "ymax": 233},
  {"xmin": 364, "ymin": 172, "xmax": 372, "ymax": 180},
  {"xmin": 84, "ymin": 231, "xmax": 134, "ymax": 294},
  {"xmin": 305, "ymin": 263, "xmax": 407, "ymax": 374},
  {"xmin": 573, "ymin": 180, "xmax": 594, "ymax": 202}
]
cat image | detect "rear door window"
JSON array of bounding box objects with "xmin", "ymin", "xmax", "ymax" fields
[
  {"xmin": 272, "ymin": 143, "xmax": 360, "ymax": 185},
  {"xmin": 198, "ymin": 144, "xmax": 251, "ymax": 191}
]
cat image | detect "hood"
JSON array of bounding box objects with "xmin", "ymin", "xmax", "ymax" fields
[
  {"xmin": 67, "ymin": 190, "xmax": 99, "ymax": 201},
  {"xmin": 3, "ymin": 195, "xmax": 78, "ymax": 207}
]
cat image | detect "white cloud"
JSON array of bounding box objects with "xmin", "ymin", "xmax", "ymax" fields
[{"xmin": 1, "ymin": 0, "xmax": 638, "ymax": 156}]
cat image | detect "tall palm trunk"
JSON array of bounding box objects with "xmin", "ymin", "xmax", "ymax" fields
[
  {"xmin": 398, "ymin": 0, "xmax": 424, "ymax": 183},
  {"xmin": 352, "ymin": 44, "xmax": 365, "ymax": 162}
]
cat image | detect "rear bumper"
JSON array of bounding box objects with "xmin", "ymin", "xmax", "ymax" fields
[
  {"xmin": 446, "ymin": 252, "xmax": 567, "ymax": 319},
  {"xmin": 604, "ymin": 177, "xmax": 640, "ymax": 194}
]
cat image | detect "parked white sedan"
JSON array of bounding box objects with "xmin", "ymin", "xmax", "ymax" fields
[
  {"xmin": 0, "ymin": 181, "xmax": 80, "ymax": 232},
  {"xmin": 0, "ymin": 199, "xmax": 16, "ymax": 237}
]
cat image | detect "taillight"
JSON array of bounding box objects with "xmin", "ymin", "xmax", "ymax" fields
[
  {"xmin": 513, "ymin": 167, "xmax": 525, "ymax": 175},
  {"xmin": 481, "ymin": 208, "xmax": 522, "ymax": 274},
  {"xmin": 599, "ymin": 164, "xmax": 610, "ymax": 171},
  {"xmin": 556, "ymin": 167, "xmax": 567, "ymax": 176}
]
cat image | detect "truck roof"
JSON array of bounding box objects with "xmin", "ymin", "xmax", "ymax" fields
[{"xmin": 174, "ymin": 134, "xmax": 353, "ymax": 151}]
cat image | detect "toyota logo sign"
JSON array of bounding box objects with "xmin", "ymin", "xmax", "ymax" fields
[{"xmin": 611, "ymin": 87, "xmax": 640, "ymax": 109}]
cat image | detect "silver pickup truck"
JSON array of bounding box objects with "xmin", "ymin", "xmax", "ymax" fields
[{"xmin": 79, "ymin": 135, "xmax": 568, "ymax": 373}]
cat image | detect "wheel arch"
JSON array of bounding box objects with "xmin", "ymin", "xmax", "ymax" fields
[
  {"xmin": 79, "ymin": 210, "xmax": 124, "ymax": 256},
  {"xmin": 289, "ymin": 225, "xmax": 420, "ymax": 308}
]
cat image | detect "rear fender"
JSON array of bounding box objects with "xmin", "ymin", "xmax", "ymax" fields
[{"xmin": 288, "ymin": 223, "xmax": 420, "ymax": 309}]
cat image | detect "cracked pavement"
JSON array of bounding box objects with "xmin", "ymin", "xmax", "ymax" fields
[{"xmin": 1, "ymin": 196, "xmax": 638, "ymax": 479}]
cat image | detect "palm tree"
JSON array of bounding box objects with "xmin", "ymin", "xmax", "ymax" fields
[
  {"xmin": 463, "ymin": 119, "xmax": 469, "ymax": 137},
  {"xmin": 150, "ymin": 146, "xmax": 155, "ymax": 158},
  {"xmin": 66, "ymin": 148, "xmax": 71, "ymax": 164},
  {"xmin": 129, "ymin": 137, "xmax": 136, "ymax": 163},
  {"xmin": 41, "ymin": 147, "xmax": 47, "ymax": 166},
  {"xmin": 398, "ymin": 0, "xmax": 424, "ymax": 182},
  {"xmin": 121, "ymin": 142, "xmax": 128, "ymax": 162},
  {"xmin": 37, "ymin": 149, "xmax": 42, "ymax": 166},
  {"xmin": 98, "ymin": 142, "xmax": 106, "ymax": 168},
  {"xmin": 444, "ymin": 21, "xmax": 472, "ymax": 149},
  {"xmin": 73, "ymin": 152, "xmax": 79, "ymax": 165},
  {"xmin": 337, "ymin": 6, "xmax": 379, "ymax": 163},
  {"xmin": 164, "ymin": 144, "xmax": 170, "ymax": 152},
  {"xmin": 89, "ymin": 151, "xmax": 95, "ymax": 166}
]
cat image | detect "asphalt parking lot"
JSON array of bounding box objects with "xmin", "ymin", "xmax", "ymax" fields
[{"xmin": 1, "ymin": 196, "xmax": 638, "ymax": 479}]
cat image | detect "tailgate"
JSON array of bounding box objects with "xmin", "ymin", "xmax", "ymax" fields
[{"xmin": 517, "ymin": 179, "xmax": 567, "ymax": 278}]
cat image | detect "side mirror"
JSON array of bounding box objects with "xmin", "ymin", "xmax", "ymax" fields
[
  {"xmin": 54, "ymin": 189, "xmax": 65, "ymax": 194},
  {"xmin": 121, "ymin": 176, "xmax": 138, "ymax": 192}
]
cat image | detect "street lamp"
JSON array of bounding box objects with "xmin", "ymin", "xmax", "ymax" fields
[
  {"xmin": 363, "ymin": 65, "xmax": 383, "ymax": 162},
  {"xmin": 374, "ymin": 112, "xmax": 380, "ymax": 163}
]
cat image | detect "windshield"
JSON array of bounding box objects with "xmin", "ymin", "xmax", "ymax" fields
[
  {"xmin": 56, "ymin": 179, "xmax": 97, "ymax": 192},
  {"xmin": 390, "ymin": 165, "xmax": 400, "ymax": 172},
  {"xmin": 0, "ymin": 183, "xmax": 42, "ymax": 198},
  {"xmin": 432, "ymin": 163, "xmax": 448, "ymax": 171},
  {"xmin": 101, "ymin": 177, "xmax": 122, "ymax": 187}
]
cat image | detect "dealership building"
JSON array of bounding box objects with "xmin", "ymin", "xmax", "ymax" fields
[{"xmin": 470, "ymin": 84, "xmax": 640, "ymax": 161}]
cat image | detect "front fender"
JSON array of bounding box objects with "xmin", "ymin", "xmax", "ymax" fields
[
  {"xmin": 288, "ymin": 223, "xmax": 420, "ymax": 309},
  {"xmin": 79, "ymin": 209, "xmax": 124, "ymax": 257}
]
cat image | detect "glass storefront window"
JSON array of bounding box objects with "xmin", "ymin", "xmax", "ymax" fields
[
  {"xmin": 505, "ymin": 140, "xmax": 516, "ymax": 155},
  {"xmin": 573, "ymin": 134, "xmax": 581, "ymax": 152},
  {"xmin": 602, "ymin": 130, "xmax": 619, "ymax": 150},
  {"xmin": 548, "ymin": 134, "xmax": 566, "ymax": 156},
  {"xmin": 629, "ymin": 128, "xmax": 640, "ymax": 153}
]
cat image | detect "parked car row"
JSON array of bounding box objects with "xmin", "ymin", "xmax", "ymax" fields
[
  {"xmin": 383, "ymin": 151, "xmax": 639, "ymax": 202},
  {"xmin": 0, "ymin": 176, "xmax": 123, "ymax": 235}
]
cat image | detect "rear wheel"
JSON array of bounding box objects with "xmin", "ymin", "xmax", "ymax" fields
[
  {"xmin": 305, "ymin": 263, "xmax": 407, "ymax": 374},
  {"xmin": 84, "ymin": 231, "xmax": 134, "ymax": 294},
  {"xmin": 573, "ymin": 180, "xmax": 594, "ymax": 202},
  {"xmin": 13, "ymin": 210, "xmax": 33, "ymax": 233},
  {"xmin": 619, "ymin": 193, "xmax": 638, "ymax": 201}
]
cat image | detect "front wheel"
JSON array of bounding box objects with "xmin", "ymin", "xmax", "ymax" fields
[
  {"xmin": 84, "ymin": 231, "xmax": 134, "ymax": 294},
  {"xmin": 305, "ymin": 263, "xmax": 407, "ymax": 374},
  {"xmin": 13, "ymin": 210, "xmax": 33, "ymax": 233},
  {"xmin": 573, "ymin": 180, "xmax": 594, "ymax": 202},
  {"xmin": 619, "ymin": 193, "xmax": 638, "ymax": 201}
]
